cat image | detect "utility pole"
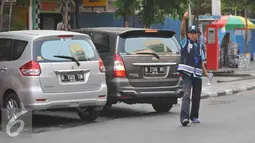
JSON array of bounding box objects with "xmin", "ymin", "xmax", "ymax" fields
[
  {"xmin": 123, "ymin": 0, "xmax": 128, "ymax": 27},
  {"xmin": 234, "ymin": 0, "xmax": 237, "ymax": 15},
  {"xmin": 8, "ymin": 0, "xmax": 13, "ymax": 31},
  {"xmin": 0, "ymin": 0, "xmax": 4, "ymax": 31},
  {"xmin": 63, "ymin": 0, "xmax": 69, "ymax": 31},
  {"xmin": 75, "ymin": 0, "xmax": 80, "ymax": 29},
  {"xmin": 29, "ymin": 0, "xmax": 32, "ymax": 30},
  {"xmin": 244, "ymin": 5, "xmax": 248, "ymax": 54},
  {"xmin": 188, "ymin": 0, "xmax": 192, "ymax": 26}
]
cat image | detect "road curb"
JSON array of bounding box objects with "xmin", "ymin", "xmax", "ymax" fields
[{"xmin": 201, "ymin": 85, "xmax": 255, "ymax": 99}]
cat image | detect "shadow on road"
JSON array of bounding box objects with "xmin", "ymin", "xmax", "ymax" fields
[
  {"xmin": 32, "ymin": 112, "xmax": 91, "ymax": 133},
  {"xmin": 0, "ymin": 105, "xmax": 177, "ymax": 134},
  {"xmin": 100, "ymin": 106, "xmax": 178, "ymax": 119}
]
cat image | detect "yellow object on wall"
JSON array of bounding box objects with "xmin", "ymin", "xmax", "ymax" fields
[
  {"xmin": 1, "ymin": 7, "xmax": 28, "ymax": 30},
  {"xmin": 83, "ymin": 0, "xmax": 107, "ymax": 7},
  {"xmin": 12, "ymin": 7, "xmax": 28, "ymax": 29}
]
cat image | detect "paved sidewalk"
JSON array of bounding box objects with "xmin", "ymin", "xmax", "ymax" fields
[
  {"xmin": 213, "ymin": 61, "xmax": 255, "ymax": 76},
  {"xmin": 198, "ymin": 61, "xmax": 255, "ymax": 99}
]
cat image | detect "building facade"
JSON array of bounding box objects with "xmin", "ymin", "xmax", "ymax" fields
[{"xmin": 0, "ymin": 0, "xmax": 117, "ymax": 31}]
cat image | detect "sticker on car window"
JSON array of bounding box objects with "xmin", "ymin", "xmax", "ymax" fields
[
  {"xmin": 144, "ymin": 40, "xmax": 163, "ymax": 47},
  {"xmin": 68, "ymin": 44, "xmax": 88, "ymax": 60},
  {"xmin": 37, "ymin": 56, "xmax": 43, "ymax": 61},
  {"xmin": 132, "ymin": 49, "xmax": 152, "ymax": 54},
  {"xmin": 119, "ymin": 52, "xmax": 127, "ymax": 55},
  {"xmin": 144, "ymin": 40, "xmax": 165, "ymax": 52}
]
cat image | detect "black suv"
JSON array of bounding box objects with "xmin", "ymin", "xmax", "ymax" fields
[{"xmin": 72, "ymin": 27, "xmax": 184, "ymax": 112}]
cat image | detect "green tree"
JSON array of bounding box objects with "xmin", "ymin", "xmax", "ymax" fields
[
  {"xmin": 186, "ymin": 0, "xmax": 212, "ymax": 26},
  {"xmin": 217, "ymin": 0, "xmax": 255, "ymax": 54},
  {"xmin": 221, "ymin": 0, "xmax": 255, "ymax": 16},
  {"xmin": 110, "ymin": 0, "xmax": 140, "ymax": 27},
  {"xmin": 242, "ymin": 0, "xmax": 255, "ymax": 54},
  {"xmin": 111, "ymin": 0, "xmax": 189, "ymax": 28},
  {"xmin": 221, "ymin": 0, "xmax": 255, "ymax": 53},
  {"xmin": 138, "ymin": 0, "xmax": 189, "ymax": 28}
]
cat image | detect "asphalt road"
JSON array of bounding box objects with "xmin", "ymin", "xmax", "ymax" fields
[{"xmin": 1, "ymin": 90, "xmax": 255, "ymax": 143}]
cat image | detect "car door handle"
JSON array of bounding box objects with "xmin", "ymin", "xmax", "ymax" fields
[{"xmin": 1, "ymin": 66, "xmax": 7, "ymax": 71}]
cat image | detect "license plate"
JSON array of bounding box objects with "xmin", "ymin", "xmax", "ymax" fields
[
  {"xmin": 61, "ymin": 73, "xmax": 84, "ymax": 82},
  {"xmin": 144, "ymin": 66, "xmax": 165, "ymax": 75}
]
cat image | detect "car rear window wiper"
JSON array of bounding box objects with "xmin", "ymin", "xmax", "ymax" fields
[
  {"xmin": 53, "ymin": 55, "xmax": 80, "ymax": 66},
  {"xmin": 135, "ymin": 52, "xmax": 160, "ymax": 59}
]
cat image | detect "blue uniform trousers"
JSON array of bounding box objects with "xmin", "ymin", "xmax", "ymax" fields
[{"xmin": 180, "ymin": 74, "xmax": 202, "ymax": 122}]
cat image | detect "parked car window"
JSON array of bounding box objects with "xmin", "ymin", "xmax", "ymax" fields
[
  {"xmin": 12, "ymin": 40, "xmax": 28, "ymax": 60},
  {"xmin": 33, "ymin": 39, "xmax": 97, "ymax": 62},
  {"xmin": 91, "ymin": 33, "xmax": 110, "ymax": 53},
  {"xmin": 119, "ymin": 37, "xmax": 180, "ymax": 55},
  {"xmin": 0, "ymin": 38, "xmax": 12, "ymax": 61}
]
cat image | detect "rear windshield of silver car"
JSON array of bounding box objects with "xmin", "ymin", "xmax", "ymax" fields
[
  {"xmin": 117, "ymin": 36, "xmax": 180, "ymax": 55},
  {"xmin": 33, "ymin": 38, "xmax": 98, "ymax": 62}
]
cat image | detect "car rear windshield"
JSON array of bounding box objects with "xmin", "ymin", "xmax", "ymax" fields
[
  {"xmin": 118, "ymin": 37, "xmax": 180, "ymax": 55},
  {"xmin": 33, "ymin": 39, "xmax": 97, "ymax": 62}
]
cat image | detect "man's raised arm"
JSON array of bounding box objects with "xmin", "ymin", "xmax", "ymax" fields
[{"xmin": 181, "ymin": 10, "xmax": 189, "ymax": 40}]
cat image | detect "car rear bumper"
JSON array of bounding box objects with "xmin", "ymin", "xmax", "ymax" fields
[
  {"xmin": 108, "ymin": 78, "xmax": 184, "ymax": 101},
  {"xmin": 118, "ymin": 88, "xmax": 184, "ymax": 98},
  {"xmin": 19, "ymin": 83, "xmax": 108, "ymax": 110},
  {"xmin": 24, "ymin": 98, "xmax": 107, "ymax": 111}
]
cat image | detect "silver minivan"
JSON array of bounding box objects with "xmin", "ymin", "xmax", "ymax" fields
[{"xmin": 0, "ymin": 30, "xmax": 107, "ymax": 121}]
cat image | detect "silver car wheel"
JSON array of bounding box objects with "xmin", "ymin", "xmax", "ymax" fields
[{"xmin": 6, "ymin": 99, "xmax": 20, "ymax": 121}]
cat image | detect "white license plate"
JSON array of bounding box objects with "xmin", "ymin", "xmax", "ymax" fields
[
  {"xmin": 144, "ymin": 66, "xmax": 165, "ymax": 75},
  {"xmin": 61, "ymin": 73, "xmax": 84, "ymax": 82}
]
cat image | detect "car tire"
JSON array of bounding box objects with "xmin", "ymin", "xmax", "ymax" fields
[
  {"xmin": 2, "ymin": 93, "xmax": 21, "ymax": 122},
  {"xmin": 103, "ymin": 103, "xmax": 112, "ymax": 110},
  {"xmin": 78, "ymin": 108, "xmax": 101, "ymax": 121},
  {"xmin": 152, "ymin": 102, "xmax": 173, "ymax": 113}
]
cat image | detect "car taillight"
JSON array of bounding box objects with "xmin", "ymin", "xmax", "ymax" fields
[
  {"xmin": 99, "ymin": 58, "xmax": 105, "ymax": 72},
  {"xmin": 58, "ymin": 35, "xmax": 73, "ymax": 38},
  {"xmin": 19, "ymin": 61, "xmax": 41, "ymax": 76},
  {"xmin": 113, "ymin": 54, "xmax": 126, "ymax": 78},
  {"xmin": 178, "ymin": 73, "xmax": 183, "ymax": 80}
]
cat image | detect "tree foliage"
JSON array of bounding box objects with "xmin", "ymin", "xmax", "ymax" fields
[
  {"xmin": 136, "ymin": 0, "xmax": 185, "ymax": 27},
  {"xmin": 111, "ymin": 0, "xmax": 255, "ymax": 27},
  {"xmin": 220, "ymin": 0, "xmax": 255, "ymax": 53},
  {"xmin": 221, "ymin": 0, "xmax": 255, "ymax": 16},
  {"xmin": 111, "ymin": 0, "xmax": 139, "ymax": 19},
  {"xmin": 110, "ymin": 0, "xmax": 140, "ymax": 27},
  {"xmin": 111, "ymin": 0, "xmax": 190, "ymax": 27}
]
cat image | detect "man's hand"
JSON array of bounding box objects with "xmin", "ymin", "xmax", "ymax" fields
[
  {"xmin": 201, "ymin": 61, "xmax": 208, "ymax": 77},
  {"xmin": 205, "ymin": 72, "xmax": 209, "ymax": 77},
  {"xmin": 183, "ymin": 9, "xmax": 189, "ymax": 20}
]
